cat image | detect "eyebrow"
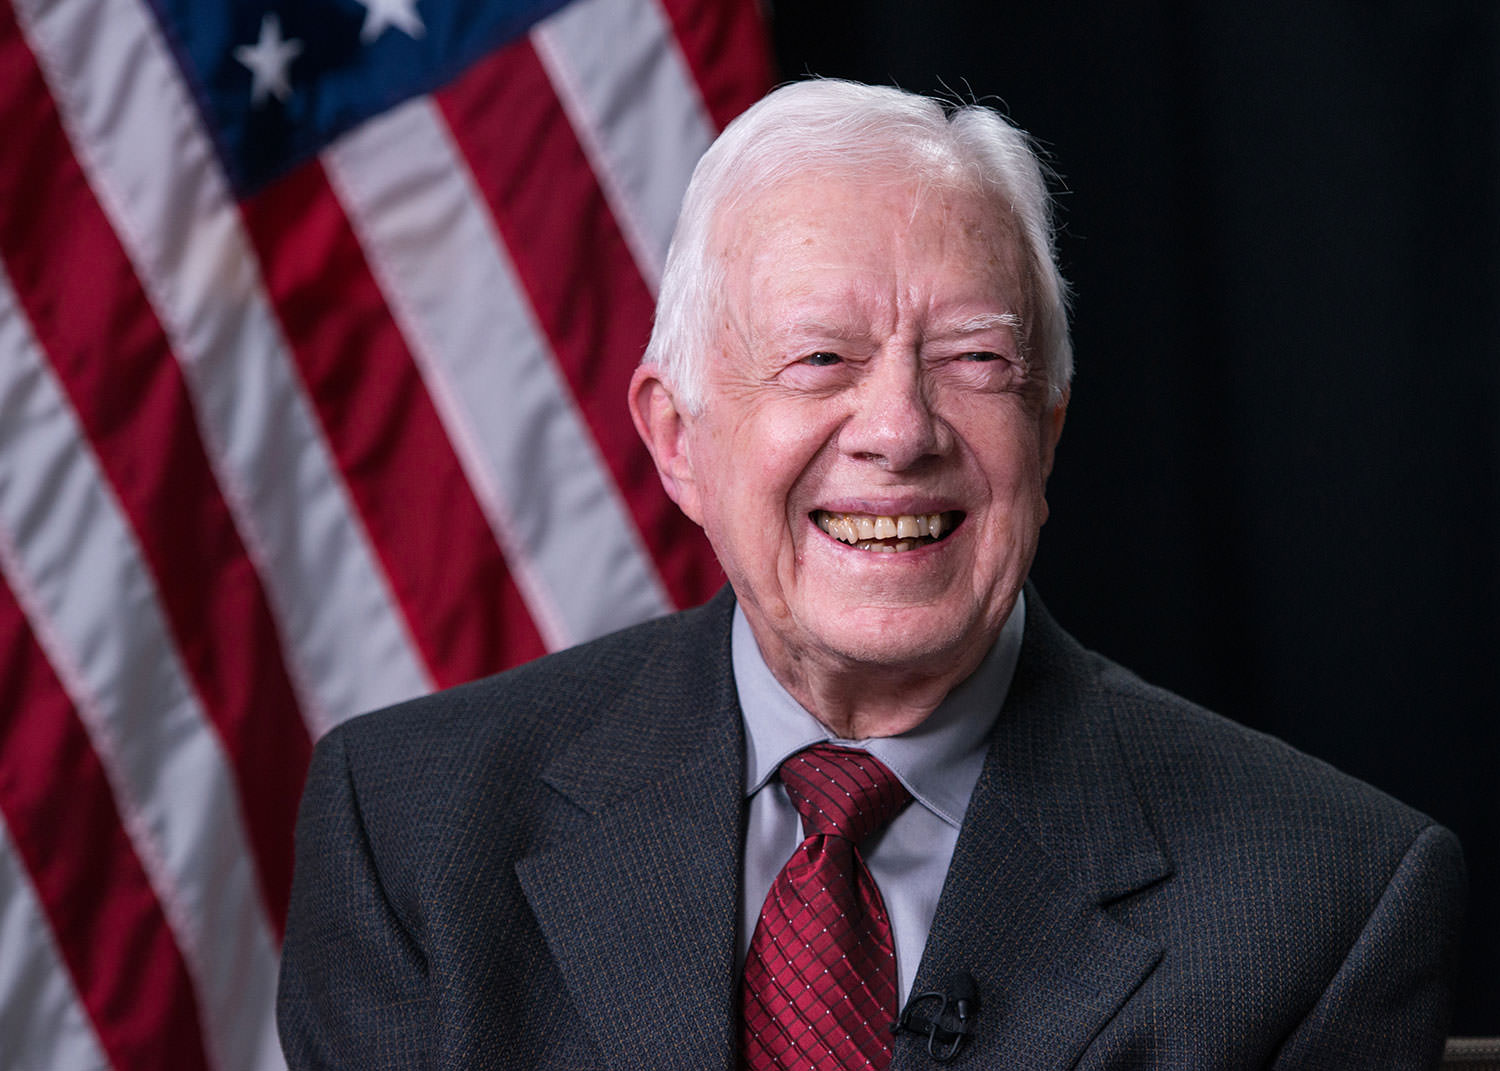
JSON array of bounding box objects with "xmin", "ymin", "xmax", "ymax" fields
[{"xmin": 946, "ymin": 312, "xmax": 1023, "ymax": 334}]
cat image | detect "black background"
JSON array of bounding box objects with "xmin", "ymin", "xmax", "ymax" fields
[{"xmin": 772, "ymin": 0, "xmax": 1499, "ymax": 1033}]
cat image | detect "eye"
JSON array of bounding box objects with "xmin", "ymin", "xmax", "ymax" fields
[
  {"xmin": 800, "ymin": 352, "xmax": 842, "ymax": 367},
  {"xmin": 958, "ymin": 351, "xmax": 1003, "ymax": 362}
]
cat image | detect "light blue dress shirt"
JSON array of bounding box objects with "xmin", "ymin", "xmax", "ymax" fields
[{"xmin": 732, "ymin": 593, "xmax": 1025, "ymax": 1004}]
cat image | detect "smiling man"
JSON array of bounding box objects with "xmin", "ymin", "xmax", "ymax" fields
[
  {"xmin": 632, "ymin": 155, "xmax": 1061, "ymax": 743},
  {"xmin": 279, "ymin": 81, "xmax": 1465, "ymax": 1070}
]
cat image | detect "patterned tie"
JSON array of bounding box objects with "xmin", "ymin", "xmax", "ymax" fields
[{"xmin": 742, "ymin": 744, "xmax": 913, "ymax": 1071}]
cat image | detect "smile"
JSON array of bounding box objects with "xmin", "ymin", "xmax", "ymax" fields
[{"xmin": 812, "ymin": 510, "xmax": 963, "ymax": 553}]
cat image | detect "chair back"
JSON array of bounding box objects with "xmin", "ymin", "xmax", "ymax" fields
[{"xmin": 1445, "ymin": 1038, "xmax": 1500, "ymax": 1070}]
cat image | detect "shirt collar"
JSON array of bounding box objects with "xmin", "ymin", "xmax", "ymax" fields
[{"xmin": 732, "ymin": 592, "xmax": 1026, "ymax": 828}]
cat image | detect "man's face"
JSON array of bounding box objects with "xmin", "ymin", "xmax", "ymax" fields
[{"xmin": 639, "ymin": 169, "xmax": 1065, "ymax": 692}]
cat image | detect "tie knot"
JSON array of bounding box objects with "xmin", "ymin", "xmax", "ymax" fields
[{"xmin": 778, "ymin": 744, "xmax": 911, "ymax": 844}]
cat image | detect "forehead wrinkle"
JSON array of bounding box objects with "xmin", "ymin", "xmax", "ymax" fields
[
  {"xmin": 723, "ymin": 173, "xmax": 1030, "ymax": 358},
  {"xmin": 752, "ymin": 270, "xmax": 891, "ymax": 341},
  {"xmin": 784, "ymin": 315, "xmax": 871, "ymax": 342}
]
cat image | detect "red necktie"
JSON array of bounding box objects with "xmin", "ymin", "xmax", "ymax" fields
[{"xmin": 742, "ymin": 744, "xmax": 913, "ymax": 1070}]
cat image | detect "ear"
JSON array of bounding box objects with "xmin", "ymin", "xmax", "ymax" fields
[
  {"xmin": 1039, "ymin": 388, "xmax": 1068, "ymax": 480},
  {"xmin": 1036, "ymin": 389, "xmax": 1068, "ymax": 525},
  {"xmin": 628, "ymin": 363, "xmax": 705, "ymax": 526}
]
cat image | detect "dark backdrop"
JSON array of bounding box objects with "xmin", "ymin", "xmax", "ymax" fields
[{"xmin": 772, "ymin": 0, "xmax": 1499, "ymax": 1033}]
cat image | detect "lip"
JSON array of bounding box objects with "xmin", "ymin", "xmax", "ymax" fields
[{"xmin": 812, "ymin": 497, "xmax": 961, "ymax": 516}]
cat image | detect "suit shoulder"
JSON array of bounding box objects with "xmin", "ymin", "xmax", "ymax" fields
[
  {"xmin": 1079, "ymin": 650, "xmax": 1449, "ymax": 904},
  {"xmin": 316, "ymin": 594, "xmax": 732, "ymax": 795},
  {"xmin": 1011, "ymin": 596, "xmax": 1464, "ymax": 1061},
  {"xmin": 1020, "ymin": 597, "xmax": 1429, "ymax": 836},
  {"xmin": 1054, "ymin": 645, "xmax": 1466, "ymax": 1053},
  {"xmin": 292, "ymin": 597, "xmax": 734, "ymax": 921}
]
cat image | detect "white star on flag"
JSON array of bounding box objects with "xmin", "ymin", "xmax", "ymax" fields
[
  {"xmin": 356, "ymin": 0, "xmax": 425, "ymax": 43},
  {"xmin": 234, "ymin": 13, "xmax": 303, "ymax": 105}
]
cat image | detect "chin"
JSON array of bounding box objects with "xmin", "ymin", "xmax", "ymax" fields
[{"xmin": 808, "ymin": 606, "xmax": 980, "ymax": 673}]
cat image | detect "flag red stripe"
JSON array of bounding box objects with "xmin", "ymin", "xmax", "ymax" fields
[
  {"xmin": 243, "ymin": 160, "xmax": 547, "ymax": 686},
  {"xmin": 0, "ymin": 6, "xmax": 306, "ymax": 931},
  {"xmin": 656, "ymin": 0, "xmax": 775, "ymax": 131},
  {"xmin": 0, "ymin": 575, "xmax": 212, "ymax": 1071},
  {"xmin": 437, "ymin": 39, "xmax": 722, "ymax": 610}
]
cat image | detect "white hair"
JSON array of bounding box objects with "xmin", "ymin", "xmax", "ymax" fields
[{"xmin": 643, "ymin": 79, "xmax": 1073, "ymax": 411}]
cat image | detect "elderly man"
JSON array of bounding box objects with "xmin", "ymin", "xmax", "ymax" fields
[{"xmin": 278, "ymin": 80, "xmax": 1464, "ymax": 1069}]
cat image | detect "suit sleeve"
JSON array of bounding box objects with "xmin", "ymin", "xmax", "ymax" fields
[
  {"xmin": 1272, "ymin": 822, "xmax": 1466, "ymax": 1070},
  {"xmin": 277, "ymin": 727, "xmax": 433, "ymax": 1069}
]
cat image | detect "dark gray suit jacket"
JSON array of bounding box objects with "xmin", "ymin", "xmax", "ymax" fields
[{"xmin": 277, "ymin": 588, "xmax": 1465, "ymax": 1069}]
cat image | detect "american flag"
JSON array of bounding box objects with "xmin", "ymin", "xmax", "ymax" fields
[{"xmin": 0, "ymin": 0, "xmax": 766, "ymax": 1065}]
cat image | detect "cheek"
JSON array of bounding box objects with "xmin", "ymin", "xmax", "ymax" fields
[
  {"xmin": 956, "ymin": 401, "xmax": 1043, "ymax": 472},
  {"xmin": 741, "ymin": 410, "xmax": 833, "ymax": 495},
  {"xmin": 699, "ymin": 427, "xmax": 800, "ymax": 546},
  {"xmin": 966, "ymin": 425, "xmax": 1053, "ymax": 530}
]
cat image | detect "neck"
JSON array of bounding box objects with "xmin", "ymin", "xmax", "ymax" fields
[{"xmin": 760, "ymin": 638, "xmax": 993, "ymax": 741}]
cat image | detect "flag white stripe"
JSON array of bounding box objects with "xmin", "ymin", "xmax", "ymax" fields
[
  {"xmin": 0, "ymin": 819, "xmax": 109, "ymax": 1071},
  {"xmin": 0, "ymin": 269, "xmax": 284, "ymax": 1071},
  {"xmin": 532, "ymin": 0, "xmax": 716, "ymax": 290},
  {"xmin": 324, "ymin": 99, "xmax": 673, "ymax": 651},
  {"xmin": 13, "ymin": 0, "xmax": 434, "ymax": 735}
]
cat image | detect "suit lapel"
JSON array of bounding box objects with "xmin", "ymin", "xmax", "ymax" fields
[
  {"xmin": 513, "ymin": 589, "xmax": 1169, "ymax": 1069},
  {"xmin": 515, "ymin": 593, "xmax": 745, "ymax": 1071},
  {"xmin": 897, "ymin": 594, "xmax": 1170, "ymax": 1070}
]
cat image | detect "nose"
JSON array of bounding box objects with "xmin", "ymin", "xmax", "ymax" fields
[{"xmin": 839, "ymin": 357, "xmax": 949, "ymax": 471}]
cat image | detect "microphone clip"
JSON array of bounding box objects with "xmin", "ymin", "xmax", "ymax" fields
[{"xmin": 891, "ymin": 970, "xmax": 979, "ymax": 1064}]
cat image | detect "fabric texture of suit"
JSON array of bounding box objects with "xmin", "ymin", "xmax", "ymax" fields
[{"xmin": 277, "ymin": 587, "xmax": 1465, "ymax": 1069}]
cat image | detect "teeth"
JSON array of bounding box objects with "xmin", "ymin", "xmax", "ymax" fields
[{"xmin": 814, "ymin": 511, "xmax": 958, "ymax": 552}]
